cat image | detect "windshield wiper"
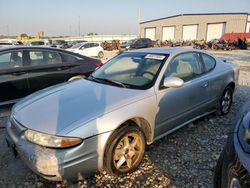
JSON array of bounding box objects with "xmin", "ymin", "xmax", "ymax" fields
[
  {"xmin": 88, "ymin": 75, "xmax": 126, "ymax": 88},
  {"xmin": 98, "ymin": 78, "xmax": 127, "ymax": 88}
]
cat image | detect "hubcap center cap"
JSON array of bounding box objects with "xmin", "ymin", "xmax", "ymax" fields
[{"xmin": 124, "ymin": 148, "xmax": 129, "ymax": 154}]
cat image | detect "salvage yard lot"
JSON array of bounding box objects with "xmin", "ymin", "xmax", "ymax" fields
[{"xmin": 0, "ymin": 49, "xmax": 250, "ymax": 187}]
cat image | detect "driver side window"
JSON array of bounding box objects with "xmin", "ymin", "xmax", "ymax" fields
[{"xmin": 165, "ymin": 53, "xmax": 203, "ymax": 82}]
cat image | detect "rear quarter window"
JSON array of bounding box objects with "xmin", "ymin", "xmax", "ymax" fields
[
  {"xmin": 201, "ymin": 53, "xmax": 216, "ymax": 72},
  {"xmin": 61, "ymin": 53, "xmax": 78, "ymax": 63}
]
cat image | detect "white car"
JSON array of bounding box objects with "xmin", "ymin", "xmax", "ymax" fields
[{"xmin": 67, "ymin": 42, "xmax": 104, "ymax": 58}]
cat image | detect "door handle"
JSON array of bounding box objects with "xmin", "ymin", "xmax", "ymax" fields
[
  {"xmin": 12, "ymin": 72, "xmax": 26, "ymax": 76},
  {"xmin": 201, "ymin": 82, "xmax": 209, "ymax": 88}
]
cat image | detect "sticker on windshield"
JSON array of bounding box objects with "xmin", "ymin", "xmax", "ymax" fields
[{"xmin": 145, "ymin": 54, "xmax": 165, "ymax": 60}]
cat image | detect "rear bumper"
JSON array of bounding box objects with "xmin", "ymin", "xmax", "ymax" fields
[{"xmin": 6, "ymin": 118, "xmax": 99, "ymax": 182}]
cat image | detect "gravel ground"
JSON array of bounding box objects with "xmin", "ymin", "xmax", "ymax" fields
[{"xmin": 0, "ymin": 50, "xmax": 250, "ymax": 188}]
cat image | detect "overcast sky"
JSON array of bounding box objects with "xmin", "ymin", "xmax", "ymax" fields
[{"xmin": 0, "ymin": 0, "xmax": 250, "ymax": 37}]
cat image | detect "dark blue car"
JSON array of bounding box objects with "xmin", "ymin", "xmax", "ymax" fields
[{"xmin": 214, "ymin": 100, "xmax": 250, "ymax": 188}]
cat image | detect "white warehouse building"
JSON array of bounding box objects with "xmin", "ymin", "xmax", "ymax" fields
[{"xmin": 140, "ymin": 13, "xmax": 250, "ymax": 41}]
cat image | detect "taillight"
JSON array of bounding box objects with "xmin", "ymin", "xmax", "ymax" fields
[{"xmin": 95, "ymin": 62, "xmax": 103, "ymax": 67}]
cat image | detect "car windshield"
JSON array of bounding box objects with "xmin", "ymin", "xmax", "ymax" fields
[
  {"xmin": 91, "ymin": 52, "xmax": 168, "ymax": 89},
  {"xmin": 70, "ymin": 43, "xmax": 83, "ymax": 49},
  {"xmin": 126, "ymin": 39, "xmax": 136, "ymax": 45}
]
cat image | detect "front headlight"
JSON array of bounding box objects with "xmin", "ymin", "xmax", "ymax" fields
[
  {"xmin": 126, "ymin": 46, "xmax": 130, "ymax": 49},
  {"xmin": 24, "ymin": 129, "xmax": 82, "ymax": 148},
  {"xmin": 238, "ymin": 111, "xmax": 250, "ymax": 153}
]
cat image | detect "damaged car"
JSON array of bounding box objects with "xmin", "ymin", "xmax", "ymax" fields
[{"xmin": 6, "ymin": 48, "xmax": 239, "ymax": 182}]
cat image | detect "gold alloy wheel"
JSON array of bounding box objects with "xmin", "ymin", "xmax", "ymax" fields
[{"xmin": 113, "ymin": 133, "xmax": 144, "ymax": 172}]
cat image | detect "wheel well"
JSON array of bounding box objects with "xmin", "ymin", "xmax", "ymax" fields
[
  {"xmin": 227, "ymin": 82, "xmax": 235, "ymax": 91},
  {"xmin": 102, "ymin": 118, "xmax": 152, "ymax": 171},
  {"xmin": 120, "ymin": 118, "xmax": 153, "ymax": 144}
]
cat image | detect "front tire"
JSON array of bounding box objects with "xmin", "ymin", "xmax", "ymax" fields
[
  {"xmin": 98, "ymin": 51, "xmax": 104, "ymax": 59},
  {"xmin": 104, "ymin": 124, "xmax": 146, "ymax": 176}
]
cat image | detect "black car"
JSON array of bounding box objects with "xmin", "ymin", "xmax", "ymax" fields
[
  {"xmin": 120, "ymin": 38, "xmax": 154, "ymax": 51},
  {"xmin": 51, "ymin": 40, "xmax": 68, "ymax": 48},
  {"xmin": 0, "ymin": 46, "xmax": 102, "ymax": 105},
  {"xmin": 214, "ymin": 100, "xmax": 250, "ymax": 188}
]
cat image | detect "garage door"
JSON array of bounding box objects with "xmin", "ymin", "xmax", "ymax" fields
[
  {"xmin": 162, "ymin": 26, "xmax": 175, "ymax": 41},
  {"xmin": 206, "ymin": 23, "xmax": 226, "ymax": 41},
  {"xmin": 246, "ymin": 22, "xmax": 250, "ymax": 33},
  {"xmin": 182, "ymin": 25, "xmax": 198, "ymax": 41},
  {"xmin": 145, "ymin": 28, "xmax": 156, "ymax": 41}
]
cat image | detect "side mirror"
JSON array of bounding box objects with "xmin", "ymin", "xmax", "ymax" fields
[{"xmin": 162, "ymin": 77, "xmax": 184, "ymax": 88}]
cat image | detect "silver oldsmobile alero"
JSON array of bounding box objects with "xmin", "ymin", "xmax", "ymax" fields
[{"xmin": 6, "ymin": 48, "xmax": 239, "ymax": 181}]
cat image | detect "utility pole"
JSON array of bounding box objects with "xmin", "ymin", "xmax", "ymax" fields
[
  {"xmin": 78, "ymin": 16, "xmax": 81, "ymax": 36},
  {"xmin": 138, "ymin": 8, "xmax": 141, "ymax": 38}
]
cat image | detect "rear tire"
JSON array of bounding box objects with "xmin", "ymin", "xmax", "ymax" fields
[
  {"xmin": 104, "ymin": 124, "xmax": 146, "ymax": 176},
  {"xmin": 218, "ymin": 86, "xmax": 233, "ymax": 115}
]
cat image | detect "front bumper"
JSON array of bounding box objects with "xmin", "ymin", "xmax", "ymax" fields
[
  {"xmin": 234, "ymin": 130, "xmax": 250, "ymax": 173},
  {"xmin": 6, "ymin": 118, "xmax": 102, "ymax": 182}
]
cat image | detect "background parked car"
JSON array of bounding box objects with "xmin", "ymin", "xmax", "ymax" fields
[
  {"xmin": 6, "ymin": 48, "xmax": 239, "ymax": 182},
  {"xmin": 51, "ymin": 40, "xmax": 68, "ymax": 48},
  {"xmin": 67, "ymin": 42, "xmax": 104, "ymax": 58},
  {"xmin": 119, "ymin": 38, "xmax": 154, "ymax": 51},
  {"xmin": 0, "ymin": 46, "xmax": 102, "ymax": 105},
  {"xmin": 214, "ymin": 100, "xmax": 250, "ymax": 188},
  {"xmin": 26, "ymin": 40, "xmax": 47, "ymax": 46},
  {"xmin": 67, "ymin": 40, "xmax": 87, "ymax": 48}
]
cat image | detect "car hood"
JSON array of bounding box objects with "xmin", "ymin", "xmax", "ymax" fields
[{"xmin": 13, "ymin": 79, "xmax": 154, "ymax": 135}]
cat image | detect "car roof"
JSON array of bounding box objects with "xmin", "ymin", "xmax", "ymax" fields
[
  {"xmin": 0, "ymin": 46, "xmax": 86, "ymax": 58},
  {"xmin": 0, "ymin": 46, "xmax": 66, "ymax": 52},
  {"xmin": 128, "ymin": 47, "xmax": 202, "ymax": 55}
]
